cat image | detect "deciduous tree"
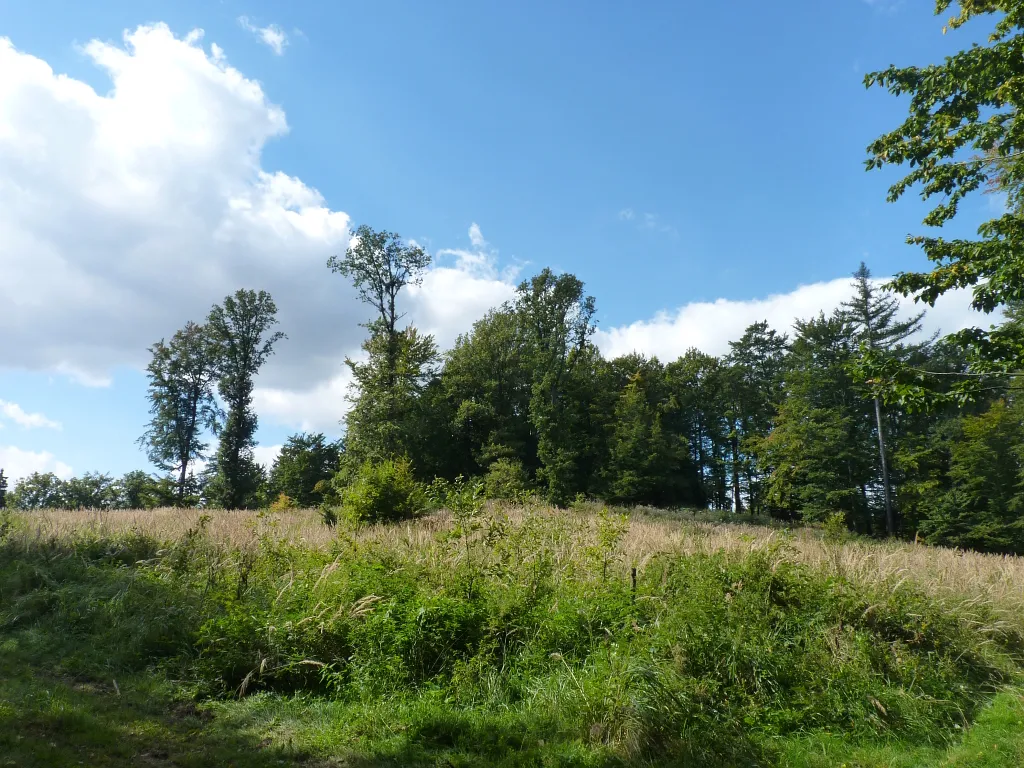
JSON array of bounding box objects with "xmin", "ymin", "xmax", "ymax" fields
[
  {"xmin": 138, "ymin": 321, "xmax": 220, "ymax": 505},
  {"xmin": 864, "ymin": 2, "xmax": 1024, "ymax": 407},
  {"xmin": 206, "ymin": 290, "xmax": 285, "ymax": 509}
]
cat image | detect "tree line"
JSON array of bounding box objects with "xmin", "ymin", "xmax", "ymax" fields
[
  {"xmin": 5, "ymin": 1, "xmax": 1024, "ymax": 555},
  {"xmin": 7, "ymin": 241, "xmax": 1022, "ymax": 554}
]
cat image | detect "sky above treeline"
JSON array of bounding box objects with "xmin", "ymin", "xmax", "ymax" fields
[{"xmin": 0, "ymin": 0, "xmax": 1000, "ymax": 481}]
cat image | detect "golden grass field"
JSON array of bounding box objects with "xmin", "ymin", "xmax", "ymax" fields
[{"xmin": 11, "ymin": 502, "xmax": 1024, "ymax": 629}]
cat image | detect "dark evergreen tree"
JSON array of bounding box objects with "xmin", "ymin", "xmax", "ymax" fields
[
  {"xmin": 918, "ymin": 396, "xmax": 1024, "ymax": 554},
  {"xmin": 758, "ymin": 312, "xmax": 874, "ymax": 526},
  {"xmin": 724, "ymin": 321, "xmax": 789, "ymax": 513},
  {"xmin": 665, "ymin": 350, "xmax": 729, "ymax": 509},
  {"xmin": 268, "ymin": 433, "xmax": 343, "ymax": 507},
  {"xmin": 842, "ymin": 262, "xmax": 926, "ymax": 535},
  {"xmin": 602, "ymin": 365, "xmax": 699, "ymax": 507}
]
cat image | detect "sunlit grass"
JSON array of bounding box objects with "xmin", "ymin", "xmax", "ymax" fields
[{"xmin": 3, "ymin": 502, "xmax": 1023, "ymax": 766}]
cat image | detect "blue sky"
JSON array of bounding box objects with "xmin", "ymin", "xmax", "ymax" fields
[{"xmin": 0, "ymin": 0, "xmax": 997, "ymax": 482}]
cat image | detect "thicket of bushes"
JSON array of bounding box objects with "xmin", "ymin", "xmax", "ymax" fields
[{"xmin": 1, "ymin": 505, "xmax": 1020, "ymax": 766}]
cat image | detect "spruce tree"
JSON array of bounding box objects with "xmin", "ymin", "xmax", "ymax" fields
[
  {"xmin": 602, "ymin": 367, "xmax": 696, "ymax": 507},
  {"xmin": 724, "ymin": 321, "xmax": 789, "ymax": 513},
  {"xmin": 919, "ymin": 396, "xmax": 1024, "ymax": 554},
  {"xmin": 664, "ymin": 350, "xmax": 729, "ymax": 509},
  {"xmin": 842, "ymin": 262, "xmax": 925, "ymax": 535},
  {"xmin": 759, "ymin": 312, "xmax": 874, "ymax": 525}
]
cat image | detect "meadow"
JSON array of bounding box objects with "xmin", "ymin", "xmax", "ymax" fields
[{"xmin": 1, "ymin": 502, "xmax": 1023, "ymax": 766}]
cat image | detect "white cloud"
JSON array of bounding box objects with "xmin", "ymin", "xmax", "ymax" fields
[
  {"xmin": 238, "ymin": 17, "xmax": 288, "ymax": 56},
  {"xmin": 0, "ymin": 400, "xmax": 61, "ymax": 430},
  {"xmin": 254, "ymin": 368, "xmax": 354, "ymax": 433},
  {"xmin": 595, "ymin": 278, "xmax": 989, "ymax": 362},
  {"xmin": 253, "ymin": 444, "xmax": 282, "ymax": 469},
  {"xmin": 0, "ymin": 446, "xmax": 73, "ymax": 483},
  {"xmin": 0, "ymin": 25, "xmax": 516, "ymax": 433},
  {"xmin": 468, "ymin": 222, "xmax": 485, "ymax": 248},
  {"xmin": 254, "ymin": 224, "xmax": 520, "ymax": 432},
  {"xmin": 420, "ymin": 222, "xmax": 519, "ymax": 346}
]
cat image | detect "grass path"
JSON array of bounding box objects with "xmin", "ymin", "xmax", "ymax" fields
[{"xmin": 2, "ymin": 642, "xmax": 1022, "ymax": 768}]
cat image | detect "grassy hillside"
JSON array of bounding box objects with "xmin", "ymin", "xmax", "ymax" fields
[{"xmin": 1, "ymin": 503, "xmax": 1023, "ymax": 766}]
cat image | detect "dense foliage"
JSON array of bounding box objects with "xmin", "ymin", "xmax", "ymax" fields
[
  {"xmin": 6, "ymin": 257, "xmax": 1024, "ymax": 553},
  {"xmin": 1, "ymin": 507, "xmax": 1021, "ymax": 766},
  {"xmin": 860, "ymin": 0, "xmax": 1024, "ymax": 409}
]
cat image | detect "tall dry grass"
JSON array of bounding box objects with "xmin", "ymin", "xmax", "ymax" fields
[{"xmin": 9, "ymin": 502, "xmax": 1024, "ymax": 625}]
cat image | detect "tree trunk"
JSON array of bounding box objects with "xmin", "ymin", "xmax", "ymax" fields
[
  {"xmin": 177, "ymin": 462, "xmax": 189, "ymax": 505},
  {"xmin": 731, "ymin": 422, "xmax": 743, "ymax": 513},
  {"xmin": 874, "ymin": 396, "xmax": 895, "ymax": 536}
]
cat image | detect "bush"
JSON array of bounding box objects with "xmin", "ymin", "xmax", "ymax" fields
[
  {"xmin": 269, "ymin": 492, "xmax": 299, "ymax": 512},
  {"xmin": 338, "ymin": 458, "xmax": 425, "ymax": 523},
  {"xmin": 483, "ymin": 458, "xmax": 531, "ymax": 501}
]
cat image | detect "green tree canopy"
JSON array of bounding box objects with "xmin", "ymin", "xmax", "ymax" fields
[
  {"xmin": 206, "ymin": 289, "xmax": 285, "ymax": 509},
  {"xmin": 138, "ymin": 321, "xmax": 220, "ymax": 505},
  {"xmin": 864, "ymin": 1, "xmax": 1024, "ymax": 407},
  {"xmin": 269, "ymin": 433, "xmax": 343, "ymax": 507}
]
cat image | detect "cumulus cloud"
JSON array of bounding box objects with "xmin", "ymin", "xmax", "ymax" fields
[
  {"xmin": 254, "ymin": 224, "xmax": 519, "ymax": 431},
  {"xmin": 254, "ymin": 368, "xmax": 354, "ymax": 433},
  {"xmin": 0, "ymin": 25, "xmax": 516, "ymax": 433},
  {"xmin": 238, "ymin": 17, "xmax": 288, "ymax": 55},
  {"xmin": 253, "ymin": 444, "xmax": 282, "ymax": 469},
  {"xmin": 0, "ymin": 446, "xmax": 73, "ymax": 483},
  {"xmin": 0, "ymin": 400, "xmax": 61, "ymax": 430},
  {"xmin": 418, "ymin": 223, "xmax": 519, "ymax": 347},
  {"xmin": 1, "ymin": 24, "xmax": 992, "ymax": 441},
  {"xmin": 595, "ymin": 277, "xmax": 988, "ymax": 362}
]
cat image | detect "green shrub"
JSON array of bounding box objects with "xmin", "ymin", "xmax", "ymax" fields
[
  {"xmin": 483, "ymin": 459, "xmax": 531, "ymax": 501},
  {"xmin": 3, "ymin": 506, "xmax": 1023, "ymax": 766},
  {"xmin": 822, "ymin": 510, "xmax": 850, "ymax": 544},
  {"xmin": 338, "ymin": 458, "xmax": 425, "ymax": 523},
  {"xmin": 269, "ymin": 492, "xmax": 299, "ymax": 512}
]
